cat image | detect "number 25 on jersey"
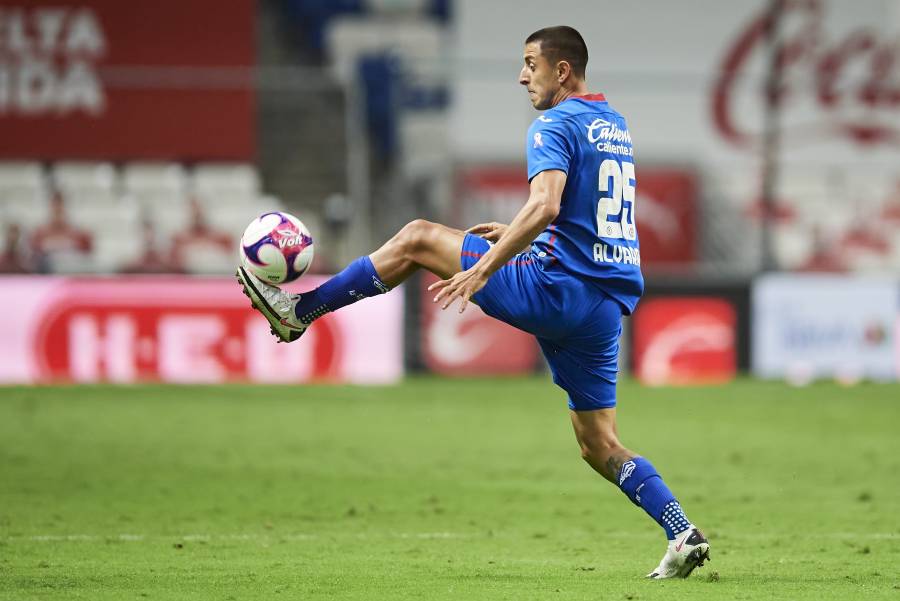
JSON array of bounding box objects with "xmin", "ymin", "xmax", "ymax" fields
[{"xmin": 596, "ymin": 159, "xmax": 636, "ymax": 241}]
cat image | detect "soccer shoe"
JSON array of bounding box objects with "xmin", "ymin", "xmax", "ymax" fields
[
  {"xmin": 236, "ymin": 266, "xmax": 307, "ymax": 343},
  {"xmin": 646, "ymin": 526, "xmax": 710, "ymax": 579}
]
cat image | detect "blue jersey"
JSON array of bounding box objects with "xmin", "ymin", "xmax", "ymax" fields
[{"xmin": 526, "ymin": 94, "xmax": 644, "ymax": 314}]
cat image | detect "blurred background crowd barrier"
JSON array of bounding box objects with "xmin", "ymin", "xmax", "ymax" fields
[{"xmin": 0, "ymin": 0, "xmax": 897, "ymax": 384}]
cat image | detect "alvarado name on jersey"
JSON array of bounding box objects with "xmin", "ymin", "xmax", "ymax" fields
[{"xmin": 593, "ymin": 242, "xmax": 641, "ymax": 266}]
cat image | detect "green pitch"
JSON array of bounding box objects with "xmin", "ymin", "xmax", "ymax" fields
[{"xmin": 1, "ymin": 378, "xmax": 898, "ymax": 600}]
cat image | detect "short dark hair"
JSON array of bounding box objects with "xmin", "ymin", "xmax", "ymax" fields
[{"xmin": 525, "ymin": 26, "xmax": 588, "ymax": 78}]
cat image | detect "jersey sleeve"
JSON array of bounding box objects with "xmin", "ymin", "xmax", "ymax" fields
[{"xmin": 526, "ymin": 119, "xmax": 573, "ymax": 182}]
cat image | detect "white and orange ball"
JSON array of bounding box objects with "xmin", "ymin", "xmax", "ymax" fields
[{"xmin": 239, "ymin": 212, "xmax": 314, "ymax": 284}]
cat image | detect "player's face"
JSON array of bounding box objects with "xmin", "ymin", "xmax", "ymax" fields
[{"xmin": 519, "ymin": 42, "xmax": 559, "ymax": 110}]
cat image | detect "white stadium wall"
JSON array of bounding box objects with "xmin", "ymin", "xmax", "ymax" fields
[{"xmin": 452, "ymin": 0, "xmax": 900, "ymax": 165}]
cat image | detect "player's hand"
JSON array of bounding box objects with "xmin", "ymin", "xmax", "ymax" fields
[
  {"xmin": 428, "ymin": 267, "xmax": 489, "ymax": 313},
  {"xmin": 466, "ymin": 222, "xmax": 508, "ymax": 243}
]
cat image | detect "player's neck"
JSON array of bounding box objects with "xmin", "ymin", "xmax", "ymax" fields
[{"xmin": 550, "ymin": 81, "xmax": 590, "ymax": 107}]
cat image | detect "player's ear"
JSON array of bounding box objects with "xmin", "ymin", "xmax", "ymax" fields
[{"xmin": 557, "ymin": 60, "xmax": 572, "ymax": 84}]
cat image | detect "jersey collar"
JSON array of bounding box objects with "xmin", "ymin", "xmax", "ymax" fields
[{"xmin": 573, "ymin": 93, "xmax": 606, "ymax": 101}]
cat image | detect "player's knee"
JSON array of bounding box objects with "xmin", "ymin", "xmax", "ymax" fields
[{"xmin": 395, "ymin": 219, "xmax": 437, "ymax": 256}]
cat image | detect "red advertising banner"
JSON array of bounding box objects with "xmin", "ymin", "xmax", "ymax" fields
[
  {"xmin": 0, "ymin": 0, "xmax": 255, "ymax": 160},
  {"xmin": 635, "ymin": 168, "xmax": 698, "ymax": 268},
  {"xmin": 632, "ymin": 297, "xmax": 736, "ymax": 385},
  {"xmin": 420, "ymin": 274, "xmax": 538, "ymax": 375},
  {"xmin": 0, "ymin": 276, "xmax": 403, "ymax": 384},
  {"xmin": 454, "ymin": 166, "xmax": 528, "ymax": 229}
]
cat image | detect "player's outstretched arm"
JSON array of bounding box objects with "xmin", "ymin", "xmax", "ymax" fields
[{"xmin": 430, "ymin": 169, "xmax": 566, "ymax": 312}]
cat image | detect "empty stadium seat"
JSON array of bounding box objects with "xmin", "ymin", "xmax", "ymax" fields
[
  {"xmin": 68, "ymin": 202, "xmax": 140, "ymax": 235},
  {"xmin": 194, "ymin": 190, "xmax": 261, "ymax": 212},
  {"xmin": 205, "ymin": 200, "xmax": 280, "ymax": 239},
  {"xmin": 1, "ymin": 193, "xmax": 50, "ymax": 228},
  {"xmin": 51, "ymin": 162, "xmax": 118, "ymax": 194},
  {"xmin": 191, "ymin": 163, "xmax": 260, "ymax": 196},
  {"xmin": 0, "ymin": 161, "xmax": 45, "ymax": 195},
  {"xmin": 122, "ymin": 162, "xmax": 188, "ymax": 195},
  {"xmin": 64, "ymin": 188, "xmax": 122, "ymax": 209},
  {"xmin": 326, "ymin": 18, "xmax": 444, "ymax": 84},
  {"xmin": 147, "ymin": 202, "xmax": 193, "ymax": 239},
  {"xmin": 129, "ymin": 190, "xmax": 190, "ymax": 215},
  {"xmin": 92, "ymin": 230, "xmax": 145, "ymax": 272}
]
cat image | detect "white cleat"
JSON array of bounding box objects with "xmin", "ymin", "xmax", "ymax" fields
[
  {"xmin": 236, "ymin": 266, "xmax": 307, "ymax": 343},
  {"xmin": 646, "ymin": 526, "xmax": 711, "ymax": 579}
]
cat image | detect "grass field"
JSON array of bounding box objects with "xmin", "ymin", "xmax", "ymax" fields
[{"xmin": 1, "ymin": 377, "xmax": 898, "ymax": 600}]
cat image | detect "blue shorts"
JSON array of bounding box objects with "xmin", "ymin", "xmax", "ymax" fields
[{"xmin": 461, "ymin": 233, "xmax": 622, "ymax": 411}]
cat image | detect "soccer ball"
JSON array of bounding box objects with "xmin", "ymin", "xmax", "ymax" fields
[{"xmin": 239, "ymin": 212, "xmax": 315, "ymax": 284}]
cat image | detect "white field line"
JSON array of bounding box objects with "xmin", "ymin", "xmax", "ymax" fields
[{"xmin": 3, "ymin": 531, "xmax": 899, "ymax": 543}]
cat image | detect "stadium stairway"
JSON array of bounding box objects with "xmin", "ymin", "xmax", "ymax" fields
[{"xmin": 256, "ymin": 0, "xmax": 349, "ymax": 216}]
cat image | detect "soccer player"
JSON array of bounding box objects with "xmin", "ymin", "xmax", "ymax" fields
[{"xmin": 237, "ymin": 25, "xmax": 710, "ymax": 579}]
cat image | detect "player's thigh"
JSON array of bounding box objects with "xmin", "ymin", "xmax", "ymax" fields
[
  {"xmin": 411, "ymin": 221, "xmax": 467, "ymax": 279},
  {"xmin": 372, "ymin": 219, "xmax": 466, "ymax": 280}
]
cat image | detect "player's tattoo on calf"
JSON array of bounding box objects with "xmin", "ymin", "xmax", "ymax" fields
[
  {"xmin": 602, "ymin": 450, "xmax": 636, "ymax": 483},
  {"xmin": 605, "ymin": 454, "xmax": 626, "ymax": 481}
]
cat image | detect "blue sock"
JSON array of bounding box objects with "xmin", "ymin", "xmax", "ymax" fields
[
  {"xmin": 293, "ymin": 256, "xmax": 390, "ymax": 323},
  {"xmin": 617, "ymin": 457, "xmax": 691, "ymax": 540}
]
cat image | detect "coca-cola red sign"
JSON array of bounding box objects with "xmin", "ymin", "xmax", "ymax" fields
[{"xmin": 713, "ymin": 0, "xmax": 900, "ymax": 147}]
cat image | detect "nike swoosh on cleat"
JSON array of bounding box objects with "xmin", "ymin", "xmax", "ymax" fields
[
  {"xmin": 674, "ymin": 538, "xmax": 686, "ymax": 552},
  {"xmin": 279, "ymin": 318, "xmax": 305, "ymax": 331}
]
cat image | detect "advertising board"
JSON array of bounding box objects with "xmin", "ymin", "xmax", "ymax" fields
[
  {"xmin": 0, "ymin": 276, "xmax": 403, "ymax": 384},
  {"xmin": 419, "ymin": 274, "xmax": 538, "ymax": 375},
  {"xmin": 632, "ymin": 297, "xmax": 737, "ymax": 385},
  {"xmin": 752, "ymin": 274, "xmax": 897, "ymax": 381},
  {"xmin": 0, "ymin": 1, "xmax": 255, "ymax": 159}
]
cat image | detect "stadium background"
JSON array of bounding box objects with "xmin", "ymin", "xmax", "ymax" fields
[
  {"xmin": 1, "ymin": 2, "xmax": 899, "ymax": 599},
  {"xmin": 1, "ymin": 0, "xmax": 898, "ymax": 384}
]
